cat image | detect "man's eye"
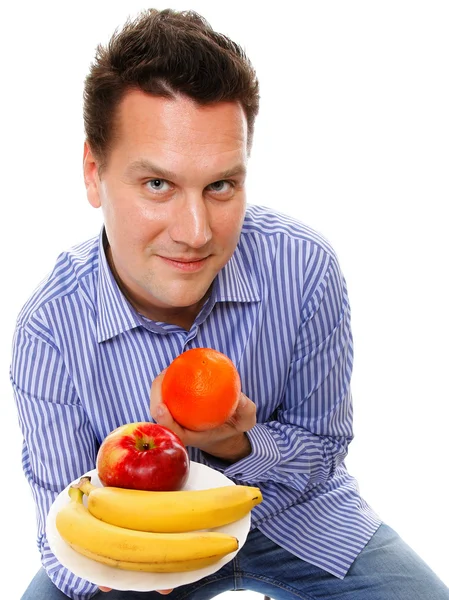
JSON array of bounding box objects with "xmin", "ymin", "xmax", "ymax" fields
[
  {"xmin": 145, "ymin": 179, "xmax": 170, "ymax": 193},
  {"xmin": 208, "ymin": 181, "xmax": 233, "ymax": 193}
]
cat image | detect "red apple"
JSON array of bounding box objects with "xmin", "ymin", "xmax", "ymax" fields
[{"xmin": 96, "ymin": 422, "xmax": 190, "ymax": 491}]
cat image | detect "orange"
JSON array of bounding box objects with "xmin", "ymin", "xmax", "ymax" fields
[{"xmin": 161, "ymin": 348, "xmax": 241, "ymax": 431}]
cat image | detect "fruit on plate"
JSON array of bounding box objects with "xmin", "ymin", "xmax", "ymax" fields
[
  {"xmin": 161, "ymin": 348, "xmax": 241, "ymax": 431},
  {"xmin": 77, "ymin": 476, "xmax": 263, "ymax": 532},
  {"xmin": 96, "ymin": 422, "xmax": 189, "ymax": 491},
  {"xmin": 56, "ymin": 486, "xmax": 239, "ymax": 572}
]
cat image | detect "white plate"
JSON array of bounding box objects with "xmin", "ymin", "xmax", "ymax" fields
[{"xmin": 46, "ymin": 461, "xmax": 250, "ymax": 591}]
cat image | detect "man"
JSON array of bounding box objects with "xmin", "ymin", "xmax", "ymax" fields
[{"xmin": 11, "ymin": 8, "xmax": 449, "ymax": 600}]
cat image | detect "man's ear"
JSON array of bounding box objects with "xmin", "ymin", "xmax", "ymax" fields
[{"xmin": 83, "ymin": 141, "xmax": 102, "ymax": 208}]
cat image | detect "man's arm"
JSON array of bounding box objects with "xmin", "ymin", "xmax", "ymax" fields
[
  {"xmin": 11, "ymin": 325, "xmax": 99, "ymax": 600},
  {"xmin": 225, "ymin": 255, "xmax": 353, "ymax": 491}
]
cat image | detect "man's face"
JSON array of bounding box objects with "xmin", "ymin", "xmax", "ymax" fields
[{"xmin": 84, "ymin": 91, "xmax": 248, "ymax": 326}]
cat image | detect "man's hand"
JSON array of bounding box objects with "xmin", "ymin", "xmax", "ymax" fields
[{"xmin": 150, "ymin": 370, "xmax": 256, "ymax": 463}]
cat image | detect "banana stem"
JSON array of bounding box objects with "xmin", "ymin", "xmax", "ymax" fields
[
  {"xmin": 73, "ymin": 476, "xmax": 96, "ymax": 496},
  {"xmin": 68, "ymin": 486, "xmax": 84, "ymax": 503}
]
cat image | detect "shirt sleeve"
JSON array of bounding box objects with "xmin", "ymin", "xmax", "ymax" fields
[
  {"xmin": 10, "ymin": 325, "xmax": 100, "ymax": 600},
  {"xmin": 223, "ymin": 255, "xmax": 354, "ymax": 494}
]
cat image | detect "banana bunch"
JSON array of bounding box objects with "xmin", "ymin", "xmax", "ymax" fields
[{"xmin": 56, "ymin": 479, "xmax": 262, "ymax": 573}]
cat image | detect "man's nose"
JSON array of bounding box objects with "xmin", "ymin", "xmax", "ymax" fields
[{"xmin": 169, "ymin": 194, "xmax": 213, "ymax": 248}]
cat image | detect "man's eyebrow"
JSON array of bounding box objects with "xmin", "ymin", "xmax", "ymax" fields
[
  {"xmin": 124, "ymin": 159, "xmax": 177, "ymax": 180},
  {"xmin": 219, "ymin": 164, "xmax": 247, "ymax": 179},
  {"xmin": 124, "ymin": 159, "xmax": 247, "ymax": 181}
]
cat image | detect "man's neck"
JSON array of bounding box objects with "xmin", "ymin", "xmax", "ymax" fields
[{"xmin": 105, "ymin": 241, "xmax": 210, "ymax": 331}]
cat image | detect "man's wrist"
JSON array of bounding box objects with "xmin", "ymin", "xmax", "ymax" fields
[{"xmin": 201, "ymin": 433, "xmax": 251, "ymax": 464}]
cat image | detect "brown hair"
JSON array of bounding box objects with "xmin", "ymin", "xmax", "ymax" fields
[{"xmin": 83, "ymin": 8, "xmax": 260, "ymax": 170}]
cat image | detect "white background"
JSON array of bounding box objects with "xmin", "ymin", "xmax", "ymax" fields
[{"xmin": 1, "ymin": 1, "xmax": 448, "ymax": 598}]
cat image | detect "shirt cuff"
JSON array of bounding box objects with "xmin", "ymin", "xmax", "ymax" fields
[{"xmin": 223, "ymin": 424, "xmax": 281, "ymax": 481}]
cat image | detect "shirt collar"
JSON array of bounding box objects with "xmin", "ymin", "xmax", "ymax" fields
[
  {"xmin": 211, "ymin": 244, "xmax": 260, "ymax": 304},
  {"xmin": 95, "ymin": 229, "xmax": 260, "ymax": 342},
  {"xmin": 96, "ymin": 230, "xmax": 143, "ymax": 342}
]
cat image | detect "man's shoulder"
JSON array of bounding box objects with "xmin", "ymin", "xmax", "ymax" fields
[
  {"xmin": 242, "ymin": 204, "xmax": 336, "ymax": 257},
  {"xmin": 15, "ymin": 235, "xmax": 100, "ymax": 331}
]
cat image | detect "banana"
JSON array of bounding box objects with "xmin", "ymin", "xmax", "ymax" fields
[
  {"xmin": 76, "ymin": 476, "xmax": 263, "ymax": 533},
  {"xmin": 56, "ymin": 486, "xmax": 239, "ymax": 571}
]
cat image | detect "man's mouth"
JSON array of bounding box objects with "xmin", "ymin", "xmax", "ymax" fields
[{"xmin": 159, "ymin": 255, "xmax": 209, "ymax": 272}]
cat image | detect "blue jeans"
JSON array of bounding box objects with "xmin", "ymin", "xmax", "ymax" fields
[{"xmin": 22, "ymin": 524, "xmax": 449, "ymax": 600}]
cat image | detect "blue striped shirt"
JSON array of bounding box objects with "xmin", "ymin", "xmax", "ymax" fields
[{"xmin": 11, "ymin": 204, "xmax": 381, "ymax": 599}]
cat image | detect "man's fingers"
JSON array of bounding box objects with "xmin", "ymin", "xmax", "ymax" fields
[
  {"xmin": 149, "ymin": 370, "xmax": 172, "ymax": 424},
  {"xmin": 230, "ymin": 393, "xmax": 256, "ymax": 431},
  {"xmin": 149, "ymin": 369, "xmax": 166, "ymax": 421},
  {"xmin": 150, "ymin": 370, "xmax": 188, "ymax": 443},
  {"xmin": 157, "ymin": 589, "xmax": 174, "ymax": 595},
  {"xmin": 98, "ymin": 586, "xmax": 112, "ymax": 592}
]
